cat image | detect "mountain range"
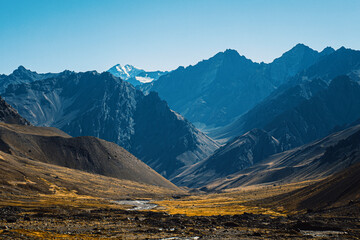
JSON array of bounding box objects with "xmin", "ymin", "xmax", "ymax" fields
[
  {"xmin": 2, "ymin": 68, "xmax": 218, "ymax": 178},
  {"xmin": 0, "ymin": 66, "xmax": 58, "ymax": 94},
  {"xmin": 0, "ymin": 97, "xmax": 177, "ymax": 188},
  {"xmin": 217, "ymin": 46, "xmax": 360, "ymax": 136},
  {"xmin": 2, "ymin": 43, "xmax": 360, "ymax": 194},
  {"xmin": 174, "ymin": 75, "xmax": 360, "ymax": 188},
  {"xmin": 141, "ymin": 44, "xmax": 335, "ymax": 129},
  {"xmin": 2, "ymin": 40, "xmax": 360, "ymax": 238}
]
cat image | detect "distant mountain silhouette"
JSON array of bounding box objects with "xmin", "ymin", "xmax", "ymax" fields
[
  {"xmin": 298, "ymin": 46, "xmax": 360, "ymax": 82},
  {"xmin": 141, "ymin": 44, "xmax": 333, "ymax": 128},
  {"xmin": 0, "ymin": 66, "xmax": 58, "ymax": 93},
  {"xmin": 268, "ymin": 43, "xmax": 333, "ymax": 86},
  {"xmin": 217, "ymin": 47, "xmax": 360, "ymax": 143}
]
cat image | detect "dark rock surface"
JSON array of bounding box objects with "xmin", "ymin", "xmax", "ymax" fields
[
  {"xmin": 219, "ymin": 76, "xmax": 360, "ymax": 151},
  {"xmin": 0, "ymin": 96, "xmax": 30, "ymax": 125},
  {"xmin": 141, "ymin": 44, "xmax": 333, "ymax": 128},
  {"xmin": 2, "ymin": 70, "xmax": 218, "ymax": 178}
]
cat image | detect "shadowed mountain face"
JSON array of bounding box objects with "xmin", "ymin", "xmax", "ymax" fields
[
  {"xmin": 205, "ymin": 123, "xmax": 360, "ymax": 191},
  {"xmin": 267, "ymin": 44, "xmax": 334, "ymax": 86},
  {"xmin": 2, "ymin": 70, "xmax": 218, "ymax": 178},
  {"xmin": 143, "ymin": 49, "xmax": 269, "ymax": 128},
  {"xmin": 171, "ymin": 129, "xmax": 282, "ymax": 188},
  {"xmin": 218, "ymin": 75, "xmax": 360, "ymax": 150},
  {"xmin": 176, "ymin": 75, "xmax": 360, "ymax": 188},
  {"xmin": 0, "ymin": 96, "xmax": 30, "ymax": 126},
  {"xmin": 141, "ymin": 44, "xmax": 334, "ymax": 128},
  {"xmin": 213, "ymin": 47, "xmax": 360, "ymax": 140},
  {"xmin": 298, "ymin": 47, "xmax": 360, "ymax": 82},
  {"xmin": 215, "ymin": 78, "xmax": 328, "ymax": 140},
  {"xmin": 264, "ymin": 76, "xmax": 360, "ymax": 149}
]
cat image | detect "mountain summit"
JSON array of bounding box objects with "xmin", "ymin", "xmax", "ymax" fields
[
  {"xmin": 107, "ymin": 64, "xmax": 168, "ymax": 86},
  {"xmin": 141, "ymin": 44, "xmax": 334, "ymax": 128},
  {"xmin": 108, "ymin": 64, "xmax": 144, "ymax": 80}
]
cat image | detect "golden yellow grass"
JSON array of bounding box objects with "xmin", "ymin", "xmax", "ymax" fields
[
  {"xmin": 153, "ymin": 181, "xmax": 318, "ymax": 216},
  {"xmin": 0, "ymin": 146, "xmax": 320, "ymax": 218}
]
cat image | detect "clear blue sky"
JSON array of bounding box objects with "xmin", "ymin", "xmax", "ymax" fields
[{"xmin": 1, "ymin": 0, "xmax": 360, "ymax": 74}]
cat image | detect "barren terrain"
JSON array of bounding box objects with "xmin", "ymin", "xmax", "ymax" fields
[{"xmin": 1, "ymin": 177, "xmax": 360, "ymax": 239}]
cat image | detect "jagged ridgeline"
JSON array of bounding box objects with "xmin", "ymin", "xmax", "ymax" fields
[
  {"xmin": 141, "ymin": 44, "xmax": 336, "ymax": 128},
  {"xmin": 2, "ymin": 70, "xmax": 218, "ymax": 178}
]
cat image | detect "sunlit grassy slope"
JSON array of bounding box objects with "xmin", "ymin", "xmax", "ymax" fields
[{"xmin": 153, "ymin": 181, "xmax": 318, "ymax": 216}]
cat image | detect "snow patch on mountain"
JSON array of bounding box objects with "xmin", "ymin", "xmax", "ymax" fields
[{"xmin": 135, "ymin": 76, "xmax": 154, "ymax": 83}]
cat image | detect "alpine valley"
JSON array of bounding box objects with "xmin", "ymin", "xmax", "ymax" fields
[{"xmin": 2, "ymin": 44, "xmax": 360, "ymax": 239}]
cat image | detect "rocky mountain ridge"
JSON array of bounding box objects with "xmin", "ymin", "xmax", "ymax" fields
[{"xmin": 2, "ymin": 69, "xmax": 218, "ymax": 178}]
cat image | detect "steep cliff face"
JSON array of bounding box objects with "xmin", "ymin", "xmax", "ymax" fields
[
  {"xmin": 0, "ymin": 96, "xmax": 30, "ymax": 125},
  {"xmin": 2, "ymin": 70, "xmax": 218, "ymax": 178},
  {"xmin": 130, "ymin": 91, "xmax": 218, "ymax": 177}
]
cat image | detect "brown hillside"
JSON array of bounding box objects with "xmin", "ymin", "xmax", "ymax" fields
[
  {"xmin": 0, "ymin": 151, "xmax": 181, "ymax": 200},
  {"xmin": 0, "ymin": 122, "xmax": 179, "ymax": 191}
]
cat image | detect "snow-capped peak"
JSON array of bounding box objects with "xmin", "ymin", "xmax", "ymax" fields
[
  {"xmin": 107, "ymin": 64, "xmax": 169, "ymax": 86},
  {"xmin": 108, "ymin": 64, "xmax": 144, "ymax": 80},
  {"xmin": 116, "ymin": 65, "xmax": 130, "ymax": 78}
]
